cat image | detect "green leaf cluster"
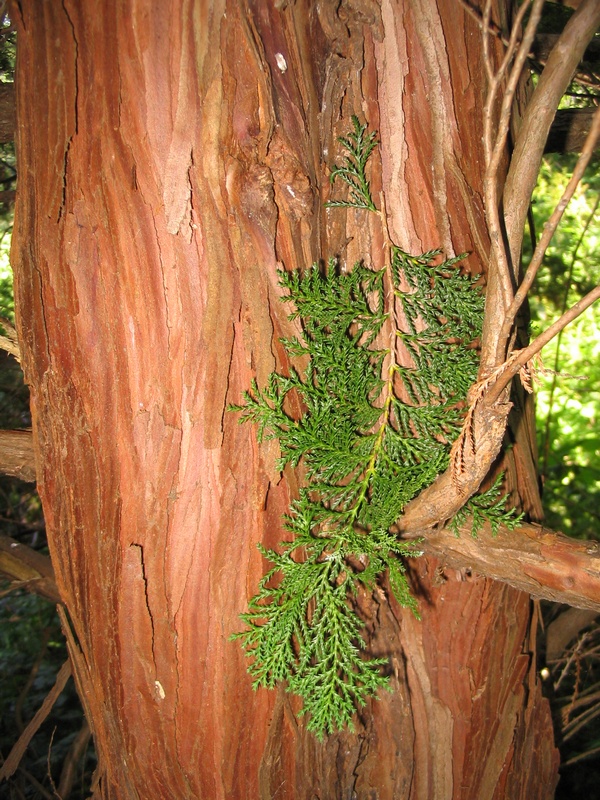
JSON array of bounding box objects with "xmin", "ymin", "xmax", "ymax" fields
[
  {"xmin": 231, "ymin": 249, "xmax": 484, "ymax": 735},
  {"xmin": 325, "ymin": 116, "xmax": 378, "ymax": 211},
  {"xmin": 231, "ymin": 118, "xmax": 500, "ymax": 736}
]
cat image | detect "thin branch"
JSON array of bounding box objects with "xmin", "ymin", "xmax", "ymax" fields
[
  {"xmin": 562, "ymin": 689, "xmax": 600, "ymax": 714},
  {"xmin": 0, "ymin": 533, "xmax": 60, "ymax": 603},
  {"xmin": 0, "ymin": 660, "xmax": 72, "ymax": 783},
  {"xmin": 498, "ymin": 104, "xmax": 600, "ymax": 350},
  {"xmin": 481, "ymin": 0, "xmax": 496, "ymax": 86},
  {"xmin": 460, "ymin": 0, "xmax": 600, "ymax": 92},
  {"xmin": 562, "ymin": 691, "xmax": 600, "ymax": 727},
  {"xmin": 554, "ymin": 632, "xmax": 590, "ymax": 691},
  {"xmin": 484, "ymin": 0, "xmax": 537, "ymax": 169},
  {"xmin": 15, "ymin": 627, "xmax": 52, "ymax": 733},
  {"xmin": 483, "ymin": 0, "xmax": 540, "ymax": 312},
  {"xmin": 562, "ymin": 698, "xmax": 600, "ymax": 741},
  {"xmin": 486, "ymin": 283, "xmax": 600, "ymax": 404},
  {"xmin": 563, "ymin": 744, "xmax": 600, "ymax": 767}
]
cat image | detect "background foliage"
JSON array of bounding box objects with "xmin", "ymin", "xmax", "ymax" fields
[{"xmin": 526, "ymin": 153, "xmax": 600, "ymax": 542}]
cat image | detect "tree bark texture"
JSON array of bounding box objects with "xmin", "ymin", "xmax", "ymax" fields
[{"xmin": 11, "ymin": 1, "xmax": 559, "ymax": 798}]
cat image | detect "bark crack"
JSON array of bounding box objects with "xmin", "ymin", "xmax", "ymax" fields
[
  {"xmin": 130, "ymin": 542, "xmax": 157, "ymax": 673},
  {"xmin": 58, "ymin": 0, "xmax": 78, "ymax": 223}
]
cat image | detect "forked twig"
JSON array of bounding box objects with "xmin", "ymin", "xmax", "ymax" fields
[{"xmin": 448, "ymin": 0, "xmax": 600, "ymax": 496}]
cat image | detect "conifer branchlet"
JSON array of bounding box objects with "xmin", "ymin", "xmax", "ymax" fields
[{"xmin": 231, "ymin": 118, "xmax": 520, "ymax": 736}]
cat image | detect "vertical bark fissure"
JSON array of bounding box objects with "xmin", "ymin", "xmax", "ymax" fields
[{"xmin": 58, "ymin": 0, "xmax": 78, "ymax": 223}]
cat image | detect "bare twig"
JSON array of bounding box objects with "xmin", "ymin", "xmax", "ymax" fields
[
  {"xmin": 46, "ymin": 727, "xmax": 61, "ymax": 799},
  {"xmin": 483, "ymin": 0, "xmax": 538, "ymax": 170},
  {"xmin": 0, "ymin": 660, "xmax": 72, "ymax": 783},
  {"xmin": 0, "ymin": 533, "xmax": 60, "ymax": 603},
  {"xmin": 483, "ymin": 0, "xmax": 540, "ymax": 312},
  {"xmin": 561, "ymin": 688, "xmax": 600, "ymax": 713},
  {"xmin": 15, "ymin": 627, "xmax": 52, "ymax": 733},
  {"xmin": 563, "ymin": 744, "xmax": 600, "ymax": 767},
  {"xmin": 460, "ymin": 0, "xmax": 600, "ymax": 92},
  {"xmin": 562, "ymin": 696, "xmax": 600, "ymax": 742},
  {"xmin": 554, "ymin": 634, "xmax": 591, "ymax": 691}
]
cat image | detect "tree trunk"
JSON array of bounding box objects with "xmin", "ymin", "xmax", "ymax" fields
[{"xmin": 10, "ymin": 1, "xmax": 560, "ymax": 798}]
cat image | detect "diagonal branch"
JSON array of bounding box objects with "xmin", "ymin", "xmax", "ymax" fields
[
  {"xmin": 0, "ymin": 534, "xmax": 60, "ymax": 603},
  {"xmin": 486, "ymin": 283, "xmax": 600, "ymax": 405},
  {"xmin": 0, "ymin": 659, "xmax": 72, "ymax": 782}
]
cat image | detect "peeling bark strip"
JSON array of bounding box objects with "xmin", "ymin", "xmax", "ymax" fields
[{"xmin": 10, "ymin": 1, "xmax": 560, "ymax": 797}]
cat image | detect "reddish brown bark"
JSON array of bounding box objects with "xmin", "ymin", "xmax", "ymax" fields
[{"xmin": 10, "ymin": 1, "xmax": 560, "ymax": 798}]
